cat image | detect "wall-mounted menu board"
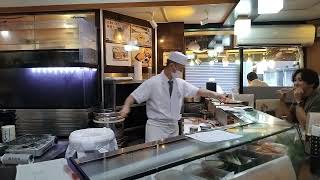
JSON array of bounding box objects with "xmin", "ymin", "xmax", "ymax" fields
[
  {"xmin": 131, "ymin": 24, "xmax": 152, "ymax": 48},
  {"xmin": 105, "ymin": 18, "xmax": 152, "ymax": 67},
  {"xmin": 105, "ymin": 43, "xmax": 131, "ymax": 66},
  {"xmin": 105, "ymin": 19, "xmax": 130, "ymax": 44},
  {"xmin": 131, "ymin": 47, "xmax": 152, "ymax": 67}
]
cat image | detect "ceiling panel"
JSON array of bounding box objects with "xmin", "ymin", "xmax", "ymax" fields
[
  {"xmin": 107, "ymin": 7, "xmax": 165, "ymax": 22},
  {"xmin": 108, "ymin": 3, "xmax": 235, "ymax": 24},
  {"xmin": 254, "ymin": 0, "xmax": 320, "ymax": 22}
]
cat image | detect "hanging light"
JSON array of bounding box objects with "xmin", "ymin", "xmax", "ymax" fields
[
  {"xmin": 234, "ymin": 16, "xmax": 251, "ymax": 37},
  {"xmin": 258, "ymin": 0, "xmax": 283, "ymax": 14},
  {"xmin": 214, "ymin": 44, "xmax": 224, "ymax": 53},
  {"xmin": 223, "ymin": 60, "xmax": 229, "ymax": 67},
  {"xmin": 189, "ymin": 59, "xmax": 195, "ymax": 66},
  {"xmin": 207, "ymin": 49, "xmax": 217, "ymax": 57}
]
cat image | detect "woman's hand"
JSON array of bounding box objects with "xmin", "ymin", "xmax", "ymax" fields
[
  {"xmin": 293, "ymin": 87, "xmax": 304, "ymax": 103},
  {"xmin": 277, "ymin": 88, "xmax": 293, "ymax": 102}
]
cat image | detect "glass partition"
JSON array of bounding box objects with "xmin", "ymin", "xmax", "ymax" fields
[{"xmin": 69, "ymin": 110, "xmax": 294, "ymax": 179}]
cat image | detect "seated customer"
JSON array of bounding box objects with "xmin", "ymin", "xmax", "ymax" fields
[
  {"xmin": 279, "ymin": 68, "xmax": 320, "ymax": 129},
  {"xmin": 247, "ymin": 72, "xmax": 268, "ymax": 87}
]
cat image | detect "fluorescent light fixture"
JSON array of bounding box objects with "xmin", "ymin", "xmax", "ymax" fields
[
  {"xmin": 0, "ymin": 31, "xmax": 9, "ymax": 38},
  {"xmin": 30, "ymin": 67, "xmax": 96, "ymax": 74},
  {"xmin": 234, "ymin": 17, "xmax": 251, "ymax": 37},
  {"xmin": 258, "ymin": 0, "xmax": 283, "ymax": 14},
  {"xmin": 200, "ymin": 18, "xmax": 208, "ymax": 26},
  {"xmin": 235, "ymin": 0, "xmax": 251, "ymax": 16}
]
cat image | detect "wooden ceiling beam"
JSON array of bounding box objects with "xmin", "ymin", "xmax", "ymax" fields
[{"xmin": 0, "ymin": 0, "xmax": 238, "ymax": 14}]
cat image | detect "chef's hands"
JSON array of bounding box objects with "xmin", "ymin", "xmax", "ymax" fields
[
  {"xmin": 120, "ymin": 105, "xmax": 130, "ymax": 118},
  {"xmin": 217, "ymin": 94, "xmax": 229, "ymax": 103}
]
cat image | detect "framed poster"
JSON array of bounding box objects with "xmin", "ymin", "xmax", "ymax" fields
[
  {"xmin": 105, "ymin": 43, "xmax": 131, "ymax": 66},
  {"xmin": 131, "ymin": 24, "xmax": 152, "ymax": 47},
  {"xmin": 131, "ymin": 47, "xmax": 152, "ymax": 67},
  {"xmin": 105, "ymin": 19, "xmax": 130, "ymax": 44},
  {"xmin": 163, "ymin": 52, "xmax": 170, "ymax": 66}
]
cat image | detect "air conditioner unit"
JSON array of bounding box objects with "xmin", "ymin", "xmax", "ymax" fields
[{"xmin": 237, "ymin": 25, "xmax": 316, "ymax": 47}]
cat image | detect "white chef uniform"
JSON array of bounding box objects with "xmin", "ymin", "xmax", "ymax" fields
[{"xmin": 131, "ymin": 70, "xmax": 199, "ymax": 142}]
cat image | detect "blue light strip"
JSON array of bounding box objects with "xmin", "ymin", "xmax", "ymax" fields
[{"xmin": 30, "ymin": 67, "xmax": 97, "ymax": 74}]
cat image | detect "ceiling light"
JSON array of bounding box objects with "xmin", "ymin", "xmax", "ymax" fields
[
  {"xmin": 0, "ymin": 30, "xmax": 9, "ymax": 38},
  {"xmin": 235, "ymin": 60, "xmax": 240, "ymax": 64},
  {"xmin": 235, "ymin": 0, "xmax": 251, "ymax": 16},
  {"xmin": 209, "ymin": 60, "xmax": 215, "ymax": 66},
  {"xmin": 258, "ymin": 0, "xmax": 283, "ymax": 14},
  {"xmin": 234, "ymin": 17, "xmax": 251, "ymax": 37}
]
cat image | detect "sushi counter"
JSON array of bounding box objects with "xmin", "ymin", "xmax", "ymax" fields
[
  {"xmin": 68, "ymin": 110, "xmax": 309, "ymax": 180},
  {"xmin": 0, "ymin": 108, "xmax": 318, "ymax": 180}
]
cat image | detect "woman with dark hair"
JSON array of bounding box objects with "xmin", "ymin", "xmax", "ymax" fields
[{"xmin": 279, "ymin": 68, "xmax": 320, "ymax": 129}]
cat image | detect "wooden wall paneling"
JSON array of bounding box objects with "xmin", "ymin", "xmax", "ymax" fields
[
  {"xmin": 157, "ymin": 22, "xmax": 185, "ymax": 73},
  {"xmin": 306, "ymin": 38, "xmax": 320, "ymax": 74}
]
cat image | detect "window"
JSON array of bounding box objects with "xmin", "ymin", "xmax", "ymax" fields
[{"xmin": 243, "ymin": 47, "xmax": 302, "ymax": 87}]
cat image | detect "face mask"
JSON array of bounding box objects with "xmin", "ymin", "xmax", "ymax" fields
[{"xmin": 172, "ymin": 70, "xmax": 183, "ymax": 79}]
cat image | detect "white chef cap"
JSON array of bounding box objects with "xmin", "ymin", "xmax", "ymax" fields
[{"xmin": 168, "ymin": 51, "xmax": 188, "ymax": 65}]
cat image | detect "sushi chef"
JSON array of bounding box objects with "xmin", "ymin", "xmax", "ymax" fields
[{"xmin": 120, "ymin": 51, "xmax": 227, "ymax": 142}]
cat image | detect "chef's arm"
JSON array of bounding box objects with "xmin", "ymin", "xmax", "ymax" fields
[
  {"xmin": 196, "ymin": 89, "xmax": 224, "ymax": 100},
  {"xmin": 120, "ymin": 95, "xmax": 136, "ymax": 118}
]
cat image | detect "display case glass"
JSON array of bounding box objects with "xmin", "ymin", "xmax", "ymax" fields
[
  {"xmin": 0, "ymin": 13, "xmax": 97, "ymax": 67},
  {"xmin": 69, "ymin": 110, "xmax": 304, "ymax": 179}
]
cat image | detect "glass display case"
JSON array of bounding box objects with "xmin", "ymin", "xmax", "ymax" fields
[
  {"xmin": 68, "ymin": 110, "xmax": 305, "ymax": 179},
  {"xmin": 0, "ymin": 13, "xmax": 97, "ymax": 67}
]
